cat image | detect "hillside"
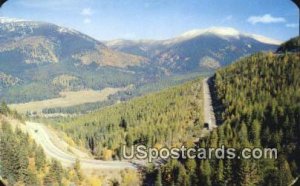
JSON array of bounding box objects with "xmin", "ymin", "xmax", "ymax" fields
[
  {"xmin": 51, "ymin": 51, "xmax": 300, "ymax": 185},
  {"xmin": 0, "ymin": 103, "xmax": 140, "ymax": 185},
  {"xmin": 144, "ymin": 52, "xmax": 300, "ymax": 186},
  {"xmin": 276, "ymin": 36, "xmax": 300, "ymax": 53},
  {"xmin": 55, "ymin": 78, "xmax": 205, "ymax": 159},
  {"xmin": 0, "ymin": 17, "xmax": 145, "ymax": 67},
  {"xmin": 0, "ymin": 104, "xmax": 83, "ymax": 185},
  {"xmin": 0, "ymin": 17, "xmax": 153, "ymax": 106}
]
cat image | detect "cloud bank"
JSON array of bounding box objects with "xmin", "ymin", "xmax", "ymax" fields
[{"xmin": 247, "ymin": 14, "xmax": 285, "ymax": 24}]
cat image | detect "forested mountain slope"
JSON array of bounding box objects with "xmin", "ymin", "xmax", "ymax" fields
[
  {"xmin": 56, "ymin": 78, "xmax": 205, "ymax": 159},
  {"xmin": 210, "ymin": 52, "xmax": 299, "ymax": 185},
  {"xmin": 276, "ymin": 36, "xmax": 300, "ymax": 53},
  {"xmin": 0, "ymin": 17, "xmax": 154, "ymax": 104},
  {"xmin": 144, "ymin": 52, "xmax": 300, "ymax": 186}
]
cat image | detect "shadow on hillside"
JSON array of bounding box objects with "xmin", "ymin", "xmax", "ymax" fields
[{"xmin": 207, "ymin": 75, "xmax": 224, "ymax": 126}]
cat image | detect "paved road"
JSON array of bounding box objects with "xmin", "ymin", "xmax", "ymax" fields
[
  {"xmin": 25, "ymin": 122, "xmax": 135, "ymax": 170},
  {"xmin": 203, "ymin": 78, "xmax": 217, "ymax": 130},
  {"xmin": 23, "ymin": 78, "xmax": 216, "ymax": 169}
]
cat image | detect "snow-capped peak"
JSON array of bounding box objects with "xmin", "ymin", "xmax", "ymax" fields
[
  {"xmin": 180, "ymin": 27, "xmax": 240, "ymax": 39},
  {"xmin": 165, "ymin": 27, "xmax": 281, "ymax": 45},
  {"xmin": 245, "ymin": 34, "xmax": 282, "ymax": 45}
]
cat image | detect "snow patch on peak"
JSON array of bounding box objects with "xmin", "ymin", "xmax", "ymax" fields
[
  {"xmin": 180, "ymin": 27, "xmax": 240, "ymax": 39},
  {"xmin": 245, "ymin": 34, "xmax": 282, "ymax": 45},
  {"xmin": 57, "ymin": 27, "xmax": 79, "ymax": 35},
  {"xmin": 163, "ymin": 27, "xmax": 241, "ymax": 45},
  {"xmin": 166, "ymin": 27, "xmax": 281, "ymax": 45}
]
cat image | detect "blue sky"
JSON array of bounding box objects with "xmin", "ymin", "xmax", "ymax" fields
[{"xmin": 0, "ymin": 0, "xmax": 298, "ymax": 41}]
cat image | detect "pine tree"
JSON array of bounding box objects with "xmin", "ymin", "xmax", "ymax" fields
[
  {"xmin": 250, "ymin": 119, "xmax": 261, "ymax": 147},
  {"xmin": 224, "ymin": 159, "xmax": 232, "ymax": 185},
  {"xmin": 278, "ymin": 159, "xmax": 293, "ymax": 185},
  {"xmin": 74, "ymin": 159, "xmax": 83, "ymax": 182},
  {"xmin": 0, "ymin": 101, "xmax": 9, "ymax": 115},
  {"xmin": 46, "ymin": 159, "xmax": 63, "ymax": 185},
  {"xmin": 216, "ymin": 159, "xmax": 224, "ymax": 185},
  {"xmin": 35, "ymin": 146, "xmax": 46, "ymax": 171},
  {"xmin": 154, "ymin": 169, "xmax": 162, "ymax": 186},
  {"xmin": 209, "ymin": 130, "xmax": 218, "ymax": 148},
  {"xmin": 239, "ymin": 122, "xmax": 249, "ymax": 147},
  {"xmin": 177, "ymin": 164, "xmax": 189, "ymax": 186},
  {"xmin": 200, "ymin": 160, "xmax": 212, "ymax": 186},
  {"xmin": 125, "ymin": 133, "xmax": 133, "ymax": 147}
]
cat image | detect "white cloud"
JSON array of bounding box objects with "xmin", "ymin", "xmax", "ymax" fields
[
  {"xmin": 247, "ymin": 14, "xmax": 286, "ymax": 24},
  {"xmin": 81, "ymin": 8, "xmax": 93, "ymax": 16},
  {"xmin": 286, "ymin": 23, "xmax": 298, "ymax": 28},
  {"xmin": 83, "ymin": 18, "xmax": 91, "ymax": 24}
]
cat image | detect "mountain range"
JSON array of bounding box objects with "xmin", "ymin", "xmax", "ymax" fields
[
  {"xmin": 106, "ymin": 27, "xmax": 280, "ymax": 72},
  {"xmin": 0, "ymin": 17, "xmax": 280, "ymax": 105}
]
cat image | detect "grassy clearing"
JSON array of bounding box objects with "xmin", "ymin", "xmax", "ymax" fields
[{"xmin": 9, "ymin": 87, "xmax": 126, "ymax": 114}]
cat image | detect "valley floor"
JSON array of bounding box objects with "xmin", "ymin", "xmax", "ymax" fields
[{"xmin": 9, "ymin": 87, "xmax": 127, "ymax": 114}]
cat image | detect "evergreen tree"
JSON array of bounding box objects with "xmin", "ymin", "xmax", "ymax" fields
[
  {"xmin": 0, "ymin": 101, "xmax": 9, "ymax": 115},
  {"xmin": 154, "ymin": 169, "xmax": 162, "ymax": 186},
  {"xmin": 250, "ymin": 119, "xmax": 261, "ymax": 147},
  {"xmin": 216, "ymin": 159, "xmax": 224, "ymax": 185},
  {"xmin": 46, "ymin": 159, "xmax": 63, "ymax": 185},
  {"xmin": 200, "ymin": 160, "xmax": 212, "ymax": 186},
  {"xmin": 35, "ymin": 146, "xmax": 46, "ymax": 171},
  {"xmin": 74, "ymin": 159, "xmax": 83, "ymax": 182}
]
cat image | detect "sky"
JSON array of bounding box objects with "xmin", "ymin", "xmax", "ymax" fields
[{"xmin": 0, "ymin": 0, "xmax": 298, "ymax": 41}]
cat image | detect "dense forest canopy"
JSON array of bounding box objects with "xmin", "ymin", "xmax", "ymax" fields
[
  {"xmin": 54, "ymin": 49, "xmax": 300, "ymax": 185},
  {"xmin": 143, "ymin": 52, "xmax": 300, "ymax": 186},
  {"xmin": 56, "ymin": 79, "xmax": 205, "ymax": 159}
]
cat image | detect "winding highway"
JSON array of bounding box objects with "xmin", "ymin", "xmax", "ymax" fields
[
  {"xmin": 25, "ymin": 122, "xmax": 135, "ymax": 170},
  {"xmin": 23, "ymin": 78, "xmax": 216, "ymax": 170}
]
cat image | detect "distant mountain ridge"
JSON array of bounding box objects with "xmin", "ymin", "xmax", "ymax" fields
[
  {"xmin": 0, "ymin": 17, "xmax": 152, "ymax": 104},
  {"xmin": 106, "ymin": 27, "xmax": 281, "ymax": 47},
  {"xmin": 171, "ymin": 27, "xmax": 281, "ymax": 45},
  {"xmin": 106, "ymin": 27, "xmax": 280, "ymax": 72},
  {"xmin": 0, "ymin": 17, "xmax": 279, "ymax": 73},
  {"xmin": 0, "ymin": 17, "xmax": 279, "ymax": 105},
  {"xmin": 0, "ymin": 17, "xmax": 146, "ymax": 68}
]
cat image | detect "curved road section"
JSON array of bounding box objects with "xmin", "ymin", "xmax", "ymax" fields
[
  {"xmin": 25, "ymin": 122, "xmax": 135, "ymax": 170},
  {"xmin": 24, "ymin": 78, "xmax": 216, "ymax": 169}
]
